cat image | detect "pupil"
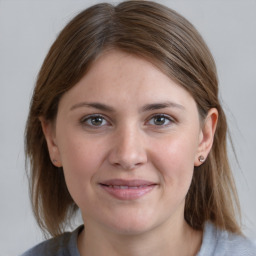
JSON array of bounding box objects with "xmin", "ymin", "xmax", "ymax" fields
[
  {"xmin": 154, "ymin": 116, "xmax": 165, "ymax": 125},
  {"xmin": 92, "ymin": 117, "xmax": 103, "ymax": 125}
]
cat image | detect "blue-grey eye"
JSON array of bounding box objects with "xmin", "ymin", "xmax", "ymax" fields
[
  {"xmin": 83, "ymin": 115, "xmax": 107, "ymax": 127},
  {"xmin": 148, "ymin": 115, "xmax": 172, "ymax": 126}
]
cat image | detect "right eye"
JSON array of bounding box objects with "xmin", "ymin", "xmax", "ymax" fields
[{"xmin": 81, "ymin": 115, "xmax": 109, "ymax": 128}]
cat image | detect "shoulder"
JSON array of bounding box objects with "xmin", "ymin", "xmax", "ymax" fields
[
  {"xmin": 20, "ymin": 226, "xmax": 83, "ymax": 256},
  {"xmin": 198, "ymin": 222, "xmax": 256, "ymax": 256}
]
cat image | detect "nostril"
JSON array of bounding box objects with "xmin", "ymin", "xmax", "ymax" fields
[
  {"xmin": 111, "ymin": 161, "xmax": 141, "ymax": 170},
  {"xmin": 107, "ymin": 135, "xmax": 147, "ymax": 169}
]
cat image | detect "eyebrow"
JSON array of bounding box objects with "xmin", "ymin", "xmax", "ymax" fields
[
  {"xmin": 70, "ymin": 102, "xmax": 115, "ymax": 112},
  {"xmin": 70, "ymin": 101, "xmax": 185, "ymax": 112},
  {"xmin": 141, "ymin": 102, "xmax": 185, "ymax": 112}
]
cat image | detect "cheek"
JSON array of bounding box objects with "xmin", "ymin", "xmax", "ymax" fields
[
  {"xmin": 151, "ymin": 134, "xmax": 198, "ymax": 189},
  {"xmin": 56, "ymin": 132, "xmax": 106, "ymax": 201},
  {"xmin": 60, "ymin": 139, "xmax": 94, "ymax": 175},
  {"xmin": 57, "ymin": 124, "xmax": 106, "ymax": 172}
]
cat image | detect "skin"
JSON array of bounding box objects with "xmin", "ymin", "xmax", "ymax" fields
[{"xmin": 41, "ymin": 50, "xmax": 218, "ymax": 256}]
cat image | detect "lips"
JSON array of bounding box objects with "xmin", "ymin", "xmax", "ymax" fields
[
  {"xmin": 103, "ymin": 185, "xmax": 149, "ymax": 189},
  {"xmin": 99, "ymin": 179, "xmax": 157, "ymax": 200}
]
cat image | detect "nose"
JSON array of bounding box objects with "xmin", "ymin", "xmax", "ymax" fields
[{"xmin": 108, "ymin": 125, "xmax": 147, "ymax": 170}]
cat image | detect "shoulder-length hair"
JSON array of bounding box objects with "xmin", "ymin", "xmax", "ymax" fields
[{"xmin": 25, "ymin": 0, "xmax": 241, "ymax": 237}]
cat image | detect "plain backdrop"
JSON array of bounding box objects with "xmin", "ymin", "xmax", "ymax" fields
[{"xmin": 0, "ymin": 0, "xmax": 255, "ymax": 255}]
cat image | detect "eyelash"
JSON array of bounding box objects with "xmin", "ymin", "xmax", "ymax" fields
[
  {"xmin": 80, "ymin": 114, "xmax": 175, "ymax": 128},
  {"xmin": 80, "ymin": 114, "xmax": 109, "ymax": 128},
  {"xmin": 146, "ymin": 114, "xmax": 174, "ymax": 127}
]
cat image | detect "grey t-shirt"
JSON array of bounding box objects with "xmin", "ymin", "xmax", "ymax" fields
[{"xmin": 21, "ymin": 222, "xmax": 256, "ymax": 256}]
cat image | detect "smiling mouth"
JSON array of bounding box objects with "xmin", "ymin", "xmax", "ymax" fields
[
  {"xmin": 101, "ymin": 184, "xmax": 152, "ymax": 189},
  {"xmin": 99, "ymin": 179, "xmax": 157, "ymax": 200}
]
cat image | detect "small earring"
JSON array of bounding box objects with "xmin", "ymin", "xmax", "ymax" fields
[
  {"xmin": 52, "ymin": 159, "xmax": 62, "ymax": 167},
  {"xmin": 198, "ymin": 155, "xmax": 205, "ymax": 163},
  {"xmin": 52, "ymin": 159, "xmax": 60, "ymax": 166}
]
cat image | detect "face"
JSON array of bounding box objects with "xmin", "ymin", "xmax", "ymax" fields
[{"xmin": 43, "ymin": 50, "xmax": 216, "ymax": 235}]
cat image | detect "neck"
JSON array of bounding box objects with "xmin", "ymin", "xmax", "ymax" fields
[{"xmin": 78, "ymin": 217, "xmax": 202, "ymax": 256}]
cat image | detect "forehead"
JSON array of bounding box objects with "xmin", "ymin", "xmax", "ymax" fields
[{"xmin": 58, "ymin": 49, "xmax": 197, "ymax": 112}]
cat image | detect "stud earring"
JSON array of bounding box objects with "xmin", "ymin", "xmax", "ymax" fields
[
  {"xmin": 198, "ymin": 155, "xmax": 205, "ymax": 163},
  {"xmin": 52, "ymin": 159, "xmax": 62, "ymax": 167}
]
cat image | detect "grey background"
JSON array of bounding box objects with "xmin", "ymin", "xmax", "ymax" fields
[{"xmin": 0, "ymin": 0, "xmax": 255, "ymax": 255}]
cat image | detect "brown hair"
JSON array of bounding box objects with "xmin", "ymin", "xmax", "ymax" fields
[{"xmin": 25, "ymin": 0, "xmax": 241, "ymax": 237}]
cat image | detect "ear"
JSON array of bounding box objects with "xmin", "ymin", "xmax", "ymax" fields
[
  {"xmin": 39, "ymin": 117, "xmax": 62, "ymax": 167},
  {"xmin": 194, "ymin": 108, "xmax": 218, "ymax": 166}
]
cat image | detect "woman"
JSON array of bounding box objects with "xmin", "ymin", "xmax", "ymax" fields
[{"xmin": 22, "ymin": 1, "xmax": 256, "ymax": 255}]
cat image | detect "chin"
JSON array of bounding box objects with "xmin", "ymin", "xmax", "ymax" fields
[
  {"xmin": 102, "ymin": 210, "xmax": 158, "ymax": 236},
  {"xmin": 110, "ymin": 222, "xmax": 154, "ymax": 236}
]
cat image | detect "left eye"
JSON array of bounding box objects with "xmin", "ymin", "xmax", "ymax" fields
[
  {"xmin": 148, "ymin": 115, "xmax": 172, "ymax": 126},
  {"xmin": 81, "ymin": 115, "xmax": 108, "ymax": 127}
]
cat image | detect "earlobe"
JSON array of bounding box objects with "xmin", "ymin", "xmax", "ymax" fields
[
  {"xmin": 39, "ymin": 117, "xmax": 62, "ymax": 167},
  {"xmin": 194, "ymin": 108, "xmax": 218, "ymax": 166}
]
